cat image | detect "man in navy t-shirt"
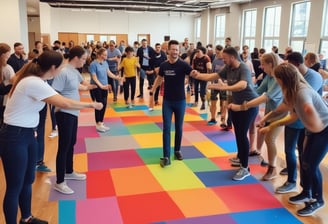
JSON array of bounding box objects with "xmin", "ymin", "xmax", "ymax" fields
[{"xmin": 150, "ymin": 40, "xmax": 195, "ymax": 167}]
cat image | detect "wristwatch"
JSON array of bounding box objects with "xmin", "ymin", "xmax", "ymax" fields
[{"xmin": 149, "ymin": 91, "xmax": 153, "ymax": 96}]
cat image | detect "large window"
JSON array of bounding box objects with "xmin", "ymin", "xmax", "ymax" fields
[
  {"xmin": 214, "ymin": 14, "xmax": 226, "ymax": 46},
  {"xmin": 262, "ymin": 6, "xmax": 281, "ymax": 52},
  {"xmin": 290, "ymin": 1, "xmax": 311, "ymax": 53},
  {"xmin": 242, "ymin": 9, "xmax": 257, "ymax": 51},
  {"xmin": 195, "ymin": 17, "xmax": 201, "ymax": 43},
  {"xmin": 320, "ymin": 0, "xmax": 328, "ymax": 64}
]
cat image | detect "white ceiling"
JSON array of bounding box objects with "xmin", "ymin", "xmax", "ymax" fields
[{"xmin": 27, "ymin": 0, "xmax": 256, "ymax": 15}]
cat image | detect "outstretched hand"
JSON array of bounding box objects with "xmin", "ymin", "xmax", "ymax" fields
[{"xmin": 93, "ymin": 102, "xmax": 104, "ymax": 110}]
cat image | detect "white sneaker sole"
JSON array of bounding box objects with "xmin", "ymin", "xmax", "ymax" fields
[{"xmin": 54, "ymin": 185, "xmax": 74, "ymax": 195}]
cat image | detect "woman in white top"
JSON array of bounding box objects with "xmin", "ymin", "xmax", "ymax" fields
[
  {"xmin": 0, "ymin": 43, "xmax": 15, "ymax": 125},
  {"xmin": 0, "ymin": 50, "xmax": 102, "ymax": 224}
]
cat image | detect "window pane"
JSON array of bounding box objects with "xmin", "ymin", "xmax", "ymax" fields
[
  {"xmin": 321, "ymin": 40, "xmax": 328, "ymax": 58},
  {"xmin": 244, "ymin": 10, "xmax": 257, "ymax": 37},
  {"xmin": 291, "ymin": 40, "xmax": 304, "ymax": 53},
  {"xmin": 291, "ymin": 2, "xmax": 311, "ymax": 37},
  {"xmin": 195, "ymin": 17, "xmax": 201, "ymax": 39},
  {"xmin": 263, "ymin": 39, "xmax": 279, "ymax": 53},
  {"xmin": 215, "ymin": 15, "xmax": 225, "ymax": 38}
]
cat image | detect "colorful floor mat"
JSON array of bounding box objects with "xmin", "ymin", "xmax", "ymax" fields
[{"xmin": 50, "ymin": 98, "xmax": 302, "ymax": 224}]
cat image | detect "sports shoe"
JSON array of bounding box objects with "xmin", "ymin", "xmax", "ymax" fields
[
  {"xmin": 279, "ymin": 167, "xmax": 288, "ymax": 175},
  {"xmin": 297, "ymin": 201, "xmax": 324, "ymax": 216},
  {"xmin": 101, "ymin": 123, "xmax": 110, "ymax": 131},
  {"xmin": 36, "ymin": 164, "xmax": 51, "ymax": 172},
  {"xmin": 229, "ymin": 157, "xmax": 240, "ymax": 167},
  {"xmin": 148, "ymin": 107, "xmax": 154, "ymax": 111},
  {"xmin": 249, "ymin": 150, "xmax": 261, "ymax": 157},
  {"xmin": 160, "ymin": 157, "xmax": 171, "ymax": 167},
  {"xmin": 276, "ymin": 181, "xmax": 297, "ymax": 194},
  {"xmin": 289, "ymin": 192, "xmax": 311, "ymax": 205},
  {"xmin": 54, "ymin": 182, "xmax": 74, "ymax": 194},
  {"xmin": 260, "ymin": 159, "xmax": 269, "ymax": 167},
  {"xmin": 96, "ymin": 124, "xmax": 107, "ymax": 132},
  {"xmin": 220, "ymin": 123, "xmax": 227, "ymax": 129},
  {"xmin": 174, "ymin": 151, "xmax": 183, "ymax": 160},
  {"xmin": 262, "ymin": 165, "xmax": 277, "ymax": 181},
  {"xmin": 20, "ymin": 216, "xmax": 48, "ymax": 224},
  {"xmin": 200, "ymin": 103, "xmax": 205, "ymax": 110},
  {"xmin": 65, "ymin": 172, "xmax": 86, "ymax": 181},
  {"xmin": 207, "ymin": 119, "xmax": 217, "ymax": 125},
  {"xmin": 233, "ymin": 167, "xmax": 250, "ymax": 181},
  {"xmin": 48, "ymin": 130, "xmax": 58, "ymax": 138}
]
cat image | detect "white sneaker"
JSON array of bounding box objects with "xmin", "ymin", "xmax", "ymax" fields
[
  {"xmin": 101, "ymin": 123, "xmax": 110, "ymax": 131},
  {"xmin": 48, "ymin": 130, "xmax": 58, "ymax": 138},
  {"xmin": 148, "ymin": 107, "xmax": 154, "ymax": 111},
  {"xmin": 65, "ymin": 172, "xmax": 86, "ymax": 180},
  {"xmin": 54, "ymin": 182, "xmax": 74, "ymax": 194},
  {"xmin": 96, "ymin": 124, "xmax": 107, "ymax": 132}
]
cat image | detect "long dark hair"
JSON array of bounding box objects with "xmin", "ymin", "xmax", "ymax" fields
[{"xmin": 10, "ymin": 51, "xmax": 63, "ymax": 97}]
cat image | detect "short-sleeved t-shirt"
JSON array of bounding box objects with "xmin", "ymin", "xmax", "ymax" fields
[
  {"xmin": 295, "ymin": 86, "xmax": 328, "ymax": 132},
  {"xmin": 107, "ymin": 48, "xmax": 122, "ymax": 72},
  {"xmin": 52, "ymin": 64, "xmax": 83, "ymax": 116},
  {"xmin": 219, "ymin": 62, "xmax": 258, "ymax": 104},
  {"xmin": 89, "ymin": 61, "xmax": 109, "ymax": 85},
  {"xmin": 120, "ymin": 57, "xmax": 138, "ymax": 78},
  {"xmin": 4, "ymin": 76, "xmax": 57, "ymax": 127},
  {"xmin": 159, "ymin": 59, "xmax": 192, "ymax": 101},
  {"xmin": 1, "ymin": 64, "xmax": 15, "ymax": 106},
  {"xmin": 256, "ymin": 75, "xmax": 283, "ymax": 114}
]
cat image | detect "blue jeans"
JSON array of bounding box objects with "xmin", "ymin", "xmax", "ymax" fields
[
  {"xmin": 55, "ymin": 112, "xmax": 78, "ymax": 184},
  {"xmin": 284, "ymin": 126, "xmax": 305, "ymax": 184},
  {"xmin": 0, "ymin": 124, "xmax": 37, "ymax": 224},
  {"xmin": 302, "ymin": 126, "xmax": 328, "ymax": 203},
  {"xmin": 231, "ymin": 107, "xmax": 258, "ymax": 168},
  {"xmin": 162, "ymin": 99, "xmax": 186, "ymax": 158}
]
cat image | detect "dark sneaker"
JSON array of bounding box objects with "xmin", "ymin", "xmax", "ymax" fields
[
  {"xmin": 174, "ymin": 151, "xmax": 183, "ymax": 160},
  {"xmin": 36, "ymin": 164, "xmax": 51, "ymax": 172},
  {"xmin": 279, "ymin": 167, "xmax": 288, "ymax": 175},
  {"xmin": 220, "ymin": 123, "xmax": 227, "ymax": 129},
  {"xmin": 160, "ymin": 157, "xmax": 171, "ymax": 167},
  {"xmin": 289, "ymin": 192, "xmax": 311, "ymax": 205},
  {"xmin": 207, "ymin": 119, "xmax": 217, "ymax": 125},
  {"xmin": 260, "ymin": 159, "xmax": 269, "ymax": 167},
  {"xmin": 276, "ymin": 181, "xmax": 297, "ymax": 194},
  {"xmin": 249, "ymin": 150, "xmax": 261, "ymax": 157},
  {"xmin": 20, "ymin": 216, "xmax": 48, "ymax": 224},
  {"xmin": 233, "ymin": 167, "xmax": 250, "ymax": 181},
  {"xmin": 200, "ymin": 103, "xmax": 205, "ymax": 110},
  {"xmin": 297, "ymin": 201, "xmax": 324, "ymax": 216}
]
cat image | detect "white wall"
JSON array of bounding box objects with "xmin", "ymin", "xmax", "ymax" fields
[
  {"xmin": 40, "ymin": 4, "xmax": 195, "ymax": 46},
  {"xmin": 1, "ymin": 0, "xmax": 28, "ymax": 50}
]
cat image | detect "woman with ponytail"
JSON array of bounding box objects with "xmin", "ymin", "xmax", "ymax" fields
[{"xmin": 0, "ymin": 50, "xmax": 103, "ymax": 224}]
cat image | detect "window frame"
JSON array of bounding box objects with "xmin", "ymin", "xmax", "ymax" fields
[
  {"xmin": 262, "ymin": 5, "xmax": 281, "ymax": 52},
  {"xmin": 241, "ymin": 8, "xmax": 257, "ymax": 51}
]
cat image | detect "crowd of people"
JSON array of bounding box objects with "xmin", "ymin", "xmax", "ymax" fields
[{"xmin": 0, "ymin": 36, "xmax": 328, "ymax": 223}]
